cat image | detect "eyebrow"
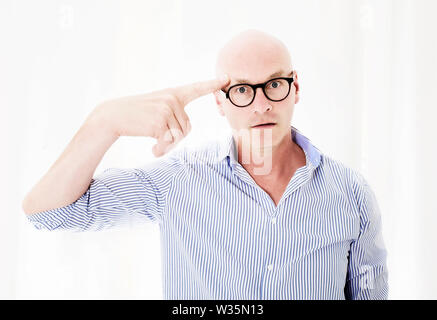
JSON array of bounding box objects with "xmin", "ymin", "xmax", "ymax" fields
[{"xmin": 233, "ymin": 70, "xmax": 293, "ymax": 84}]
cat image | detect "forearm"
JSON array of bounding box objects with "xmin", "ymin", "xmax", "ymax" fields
[
  {"xmin": 22, "ymin": 105, "xmax": 118, "ymax": 215},
  {"xmin": 345, "ymin": 265, "xmax": 388, "ymax": 299},
  {"xmin": 22, "ymin": 75, "xmax": 229, "ymax": 216}
]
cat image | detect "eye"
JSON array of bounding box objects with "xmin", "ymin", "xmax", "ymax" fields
[
  {"xmin": 269, "ymin": 81, "xmax": 280, "ymax": 89},
  {"xmin": 232, "ymin": 85, "xmax": 250, "ymax": 95}
]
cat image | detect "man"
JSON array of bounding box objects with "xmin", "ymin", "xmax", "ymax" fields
[{"xmin": 22, "ymin": 29, "xmax": 388, "ymax": 299}]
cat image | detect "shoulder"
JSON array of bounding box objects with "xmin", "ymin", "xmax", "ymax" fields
[
  {"xmin": 319, "ymin": 154, "xmax": 367, "ymax": 186},
  {"xmin": 317, "ymin": 153, "xmax": 375, "ymax": 211},
  {"xmin": 170, "ymin": 138, "xmax": 225, "ymax": 166},
  {"xmin": 136, "ymin": 139, "xmax": 224, "ymax": 176}
]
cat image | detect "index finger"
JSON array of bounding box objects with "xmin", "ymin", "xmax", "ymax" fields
[{"xmin": 174, "ymin": 74, "xmax": 230, "ymax": 106}]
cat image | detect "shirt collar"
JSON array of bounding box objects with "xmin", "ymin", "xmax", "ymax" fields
[{"xmin": 217, "ymin": 125, "xmax": 322, "ymax": 169}]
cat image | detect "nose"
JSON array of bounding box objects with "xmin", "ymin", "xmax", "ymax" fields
[{"xmin": 251, "ymin": 87, "xmax": 272, "ymax": 113}]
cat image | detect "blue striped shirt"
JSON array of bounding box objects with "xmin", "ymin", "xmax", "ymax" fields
[{"xmin": 27, "ymin": 126, "xmax": 388, "ymax": 300}]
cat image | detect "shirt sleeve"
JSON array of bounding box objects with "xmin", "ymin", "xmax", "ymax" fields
[
  {"xmin": 26, "ymin": 154, "xmax": 182, "ymax": 232},
  {"xmin": 344, "ymin": 175, "xmax": 389, "ymax": 300}
]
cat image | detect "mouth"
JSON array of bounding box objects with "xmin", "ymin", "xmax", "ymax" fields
[{"xmin": 251, "ymin": 123, "xmax": 277, "ymax": 128}]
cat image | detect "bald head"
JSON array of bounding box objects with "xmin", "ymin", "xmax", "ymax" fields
[
  {"xmin": 213, "ymin": 30, "xmax": 300, "ymax": 150},
  {"xmin": 215, "ymin": 30, "xmax": 293, "ymax": 82}
]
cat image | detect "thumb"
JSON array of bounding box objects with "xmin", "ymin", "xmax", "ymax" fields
[
  {"xmin": 152, "ymin": 142, "xmax": 175, "ymax": 157},
  {"xmin": 152, "ymin": 130, "xmax": 177, "ymax": 157},
  {"xmin": 152, "ymin": 144, "xmax": 164, "ymax": 157}
]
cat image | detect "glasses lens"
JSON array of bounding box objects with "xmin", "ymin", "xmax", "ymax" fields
[
  {"xmin": 229, "ymin": 85, "xmax": 254, "ymax": 107},
  {"xmin": 264, "ymin": 78, "xmax": 290, "ymax": 101}
]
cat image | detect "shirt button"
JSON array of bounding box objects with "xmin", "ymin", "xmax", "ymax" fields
[
  {"xmin": 267, "ymin": 264, "xmax": 273, "ymax": 271},
  {"xmin": 271, "ymin": 217, "xmax": 277, "ymax": 224}
]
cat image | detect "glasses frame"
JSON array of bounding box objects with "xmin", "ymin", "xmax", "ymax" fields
[{"xmin": 221, "ymin": 76, "xmax": 294, "ymax": 107}]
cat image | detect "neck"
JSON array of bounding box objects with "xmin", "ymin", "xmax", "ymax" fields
[{"xmin": 234, "ymin": 130, "xmax": 302, "ymax": 178}]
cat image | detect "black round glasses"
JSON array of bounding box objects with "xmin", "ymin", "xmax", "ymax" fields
[{"xmin": 221, "ymin": 76, "xmax": 294, "ymax": 107}]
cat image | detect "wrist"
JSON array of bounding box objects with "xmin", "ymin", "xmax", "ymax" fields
[{"xmin": 86, "ymin": 103, "xmax": 120, "ymax": 142}]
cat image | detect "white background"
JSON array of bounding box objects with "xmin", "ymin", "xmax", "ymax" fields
[{"xmin": 1, "ymin": 0, "xmax": 436, "ymax": 299}]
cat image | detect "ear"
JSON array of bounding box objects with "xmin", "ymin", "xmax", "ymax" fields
[
  {"xmin": 214, "ymin": 91, "xmax": 226, "ymax": 116},
  {"xmin": 293, "ymin": 70, "xmax": 300, "ymax": 104}
]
